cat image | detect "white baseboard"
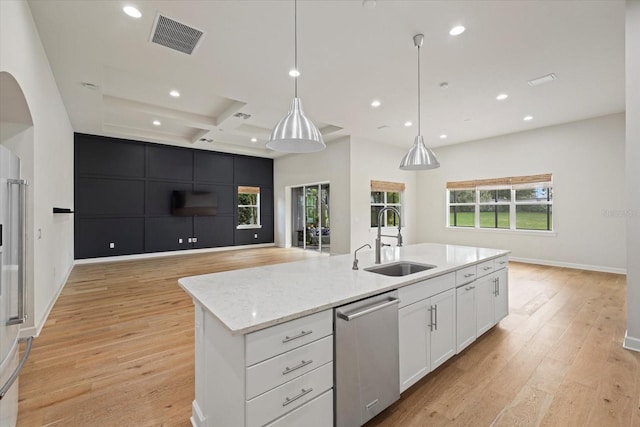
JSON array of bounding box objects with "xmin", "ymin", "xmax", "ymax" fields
[
  {"xmin": 509, "ymin": 256, "xmax": 626, "ymax": 275},
  {"xmin": 191, "ymin": 400, "xmax": 205, "ymax": 427},
  {"xmin": 74, "ymin": 243, "xmax": 276, "ymax": 265},
  {"xmin": 623, "ymin": 331, "xmax": 640, "ymax": 352},
  {"xmin": 19, "ymin": 261, "xmax": 74, "ymax": 339}
]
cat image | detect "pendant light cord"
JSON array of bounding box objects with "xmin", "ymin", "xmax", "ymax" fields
[
  {"xmin": 417, "ymin": 41, "xmax": 421, "ymax": 136},
  {"xmin": 294, "ymin": 0, "xmax": 298, "ymax": 98}
]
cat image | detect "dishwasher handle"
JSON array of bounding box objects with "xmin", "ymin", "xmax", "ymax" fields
[{"xmin": 337, "ymin": 297, "xmax": 399, "ymax": 321}]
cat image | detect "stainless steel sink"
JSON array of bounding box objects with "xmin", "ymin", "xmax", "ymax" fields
[{"xmin": 364, "ymin": 261, "xmax": 436, "ymax": 277}]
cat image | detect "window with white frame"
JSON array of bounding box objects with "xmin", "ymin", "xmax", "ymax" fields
[
  {"xmin": 370, "ymin": 180, "xmax": 404, "ymax": 227},
  {"xmin": 237, "ymin": 186, "xmax": 261, "ymax": 228},
  {"xmin": 447, "ymin": 174, "xmax": 553, "ymax": 231}
]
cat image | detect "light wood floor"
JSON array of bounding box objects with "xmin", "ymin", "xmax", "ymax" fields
[{"xmin": 18, "ymin": 248, "xmax": 640, "ymax": 426}]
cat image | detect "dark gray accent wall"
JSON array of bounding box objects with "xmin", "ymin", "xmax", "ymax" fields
[{"xmin": 74, "ymin": 133, "xmax": 274, "ymax": 259}]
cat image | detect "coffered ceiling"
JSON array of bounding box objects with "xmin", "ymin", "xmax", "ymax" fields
[{"xmin": 27, "ymin": 0, "xmax": 625, "ymax": 158}]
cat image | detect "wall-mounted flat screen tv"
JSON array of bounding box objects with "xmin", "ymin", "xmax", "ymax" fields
[{"xmin": 171, "ymin": 191, "xmax": 217, "ymax": 216}]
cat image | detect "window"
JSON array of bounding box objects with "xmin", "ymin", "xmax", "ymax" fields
[
  {"xmin": 447, "ymin": 174, "xmax": 553, "ymax": 231},
  {"xmin": 370, "ymin": 180, "xmax": 404, "ymax": 227},
  {"xmin": 237, "ymin": 186, "xmax": 261, "ymax": 228}
]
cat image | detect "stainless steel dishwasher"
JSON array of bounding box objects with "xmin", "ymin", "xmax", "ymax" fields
[{"xmin": 334, "ymin": 290, "xmax": 400, "ymax": 427}]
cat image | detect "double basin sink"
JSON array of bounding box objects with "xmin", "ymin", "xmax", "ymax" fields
[{"xmin": 364, "ymin": 261, "xmax": 436, "ymax": 277}]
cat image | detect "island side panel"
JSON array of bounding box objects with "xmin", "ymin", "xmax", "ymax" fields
[{"xmin": 193, "ymin": 303, "xmax": 246, "ymax": 427}]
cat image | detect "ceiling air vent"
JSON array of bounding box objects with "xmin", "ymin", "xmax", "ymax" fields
[{"xmin": 150, "ymin": 14, "xmax": 205, "ymax": 55}]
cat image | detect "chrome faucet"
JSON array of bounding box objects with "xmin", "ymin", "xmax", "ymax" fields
[
  {"xmin": 375, "ymin": 207, "xmax": 403, "ymax": 264},
  {"xmin": 352, "ymin": 244, "xmax": 371, "ymax": 270}
]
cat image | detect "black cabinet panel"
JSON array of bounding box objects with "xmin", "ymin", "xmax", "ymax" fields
[
  {"xmin": 194, "ymin": 184, "xmax": 234, "ymax": 215},
  {"xmin": 235, "ymin": 218, "xmax": 273, "ymax": 245},
  {"xmin": 260, "ymin": 187, "xmax": 274, "ymax": 216},
  {"xmin": 76, "ymin": 178, "xmax": 144, "ymax": 216},
  {"xmin": 147, "ymin": 145, "xmax": 193, "ymax": 181},
  {"xmin": 194, "ymin": 216, "xmax": 235, "ymax": 248},
  {"xmin": 147, "ymin": 181, "xmax": 192, "ymax": 216},
  {"xmin": 75, "ymin": 218, "xmax": 144, "ymax": 259},
  {"xmin": 75, "ymin": 135, "xmax": 145, "ymax": 177},
  {"xmin": 145, "ymin": 217, "xmax": 193, "ymax": 252},
  {"xmin": 234, "ymin": 156, "xmax": 273, "ymax": 187},
  {"xmin": 194, "ymin": 151, "xmax": 234, "ymax": 183}
]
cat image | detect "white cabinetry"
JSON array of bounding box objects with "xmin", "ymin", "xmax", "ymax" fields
[
  {"xmin": 494, "ymin": 266, "xmax": 509, "ymax": 322},
  {"xmin": 455, "ymin": 256, "xmax": 509, "ymax": 355},
  {"xmin": 192, "ymin": 307, "xmax": 333, "ymax": 427},
  {"xmin": 398, "ymin": 273, "xmax": 456, "ymax": 393},
  {"xmin": 455, "ymin": 283, "xmax": 476, "ymax": 353}
]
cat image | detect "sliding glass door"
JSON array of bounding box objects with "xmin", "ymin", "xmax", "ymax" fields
[{"xmin": 291, "ymin": 183, "xmax": 330, "ymax": 253}]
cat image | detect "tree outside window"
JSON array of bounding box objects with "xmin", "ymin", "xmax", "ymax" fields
[{"xmin": 238, "ymin": 186, "xmax": 260, "ymax": 228}]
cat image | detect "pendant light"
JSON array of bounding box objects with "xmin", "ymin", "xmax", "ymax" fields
[
  {"xmin": 399, "ymin": 34, "xmax": 440, "ymax": 170},
  {"xmin": 267, "ymin": 0, "xmax": 325, "ymax": 153}
]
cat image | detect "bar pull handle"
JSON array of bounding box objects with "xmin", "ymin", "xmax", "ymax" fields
[
  {"xmin": 282, "ymin": 387, "xmax": 313, "ymax": 406},
  {"xmin": 282, "ymin": 330, "xmax": 313, "ymax": 343},
  {"xmin": 0, "ymin": 336, "xmax": 33, "ymax": 400},
  {"xmin": 463, "ymin": 273, "xmax": 475, "ymax": 278},
  {"xmin": 282, "ymin": 359, "xmax": 313, "ymax": 375},
  {"xmin": 6, "ymin": 179, "xmax": 27, "ymax": 326},
  {"xmin": 433, "ymin": 304, "xmax": 438, "ymax": 331},
  {"xmin": 366, "ymin": 398, "xmax": 380, "ymax": 410},
  {"xmin": 337, "ymin": 297, "xmax": 399, "ymax": 321},
  {"xmin": 482, "ymin": 266, "xmax": 492, "ymax": 271}
]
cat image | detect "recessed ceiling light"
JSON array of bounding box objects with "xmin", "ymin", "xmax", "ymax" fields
[
  {"xmin": 251, "ymin": 137, "xmax": 258, "ymax": 143},
  {"xmin": 449, "ymin": 26, "xmax": 465, "ymax": 36},
  {"xmin": 523, "ymin": 115, "xmax": 533, "ymax": 121},
  {"xmin": 496, "ymin": 93, "xmax": 508, "ymax": 101},
  {"xmin": 440, "ymin": 134, "xmax": 447, "ymax": 139},
  {"xmin": 123, "ymin": 6, "xmax": 142, "ymax": 18},
  {"xmin": 371, "ymin": 100, "xmax": 381, "ymax": 108},
  {"xmin": 404, "ymin": 121, "xmax": 412, "ymax": 127},
  {"xmin": 152, "ymin": 120, "xmax": 161, "ymax": 126},
  {"xmin": 289, "ymin": 69, "xmax": 300, "ymax": 77},
  {"xmin": 169, "ymin": 90, "xmax": 180, "ymax": 97}
]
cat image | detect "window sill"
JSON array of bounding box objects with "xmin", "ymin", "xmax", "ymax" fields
[
  {"xmin": 445, "ymin": 226, "xmax": 557, "ymax": 237},
  {"xmin": 237, "ymin": 225, "xmax": 263, "ymax": 230}
]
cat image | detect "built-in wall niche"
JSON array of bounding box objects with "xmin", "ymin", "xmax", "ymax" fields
[{"xmin": 74, "ymin": 133, "xmax": 273, "ymax": 259}]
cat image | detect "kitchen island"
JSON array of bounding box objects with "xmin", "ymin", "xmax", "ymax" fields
[{"xmin": 179, "ymin": 243, "xmax": 510, "ymax": 427}]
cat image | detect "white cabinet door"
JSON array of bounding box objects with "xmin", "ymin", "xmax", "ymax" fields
[
  {"xmin": 430, "ymin": 289, "xmax": 456, "ymax": 370},
  {"xmin": 494, "ymin": 268, "xmax": 509, "ymax": 322},
  {"xmin": 398, "ymin": 300, "xmax": 429, "ymax": 393},
  {"xmin": 475, "ymin": 274, "xmax": 495, "ymax": 336},
  {"xmin": 456, "ymin": 284, "xmax": 476, "ymax": 353}
]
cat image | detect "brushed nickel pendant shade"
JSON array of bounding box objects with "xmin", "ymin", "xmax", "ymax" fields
[
  {"xmin": 400, "ymin": 34, "xmax": 440, "ymax": 170},
  {"xmin": 267, "ymin": 0, "xmax": 325, "ymax": 153}
]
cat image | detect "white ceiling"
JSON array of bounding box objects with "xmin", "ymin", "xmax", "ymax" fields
[{"xmin": 27, "ymin": 0, "xmax": 625, "ymax": 159}]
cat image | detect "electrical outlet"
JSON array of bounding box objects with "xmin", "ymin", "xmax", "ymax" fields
[
  {"xmin": 178, "ymin": 238, "xmax": 183, "ymax": 244},
  {"xmin": 254, "ymin": 233, "xmax": 258, "ymax": 239},
  {"xmin": 109, "ymin": 242, "xmax": 115, "ymax": 249}
]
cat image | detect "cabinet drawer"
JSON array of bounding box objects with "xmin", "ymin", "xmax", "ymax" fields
[
  {"xmin": 494, "ymin": 255, "xmax": 509, "ymax": 270},
  {"xmin": 246, "ymin": 336, "xmax": 333, "ymax": 399},
  {"xmin": 455, "ymin": 265, "xmax": 477, "ymax": 286},
  {"xmin": 476, "ymin": 260, "xmax": 495, "ymax": 278},
  {"xmin": 246, "ymin": 362, "xmax": 333, "ymax": 427},
  {"xmin": 265, "ymin": 389, "xmax": 333, "ymax": 427},
  {"xmin": 246, "ymin": 310, "xmax": 332, "ymax": 366},
  {"xmin": 398, "ymin": 273, "xmax": 454, "ymax": 308}
]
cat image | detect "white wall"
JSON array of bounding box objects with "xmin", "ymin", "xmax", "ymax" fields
[
  {"xmin": 625, "ymin": 0, "xmax": 640, "ymax": 352},
  {"xmin": 0, "ymin": 0, "xmax": 74, "ymax": 336},
  {"xmin": 417, "ymin": 113, "xmax": 626, "ymax": 273},
  {"xmin": 349, "ymin": 137, "xmax": 418, "ymax": 252},
  {"xmin": 273, "ymin": 137, "xmax": 351, "ymax": 255}
]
